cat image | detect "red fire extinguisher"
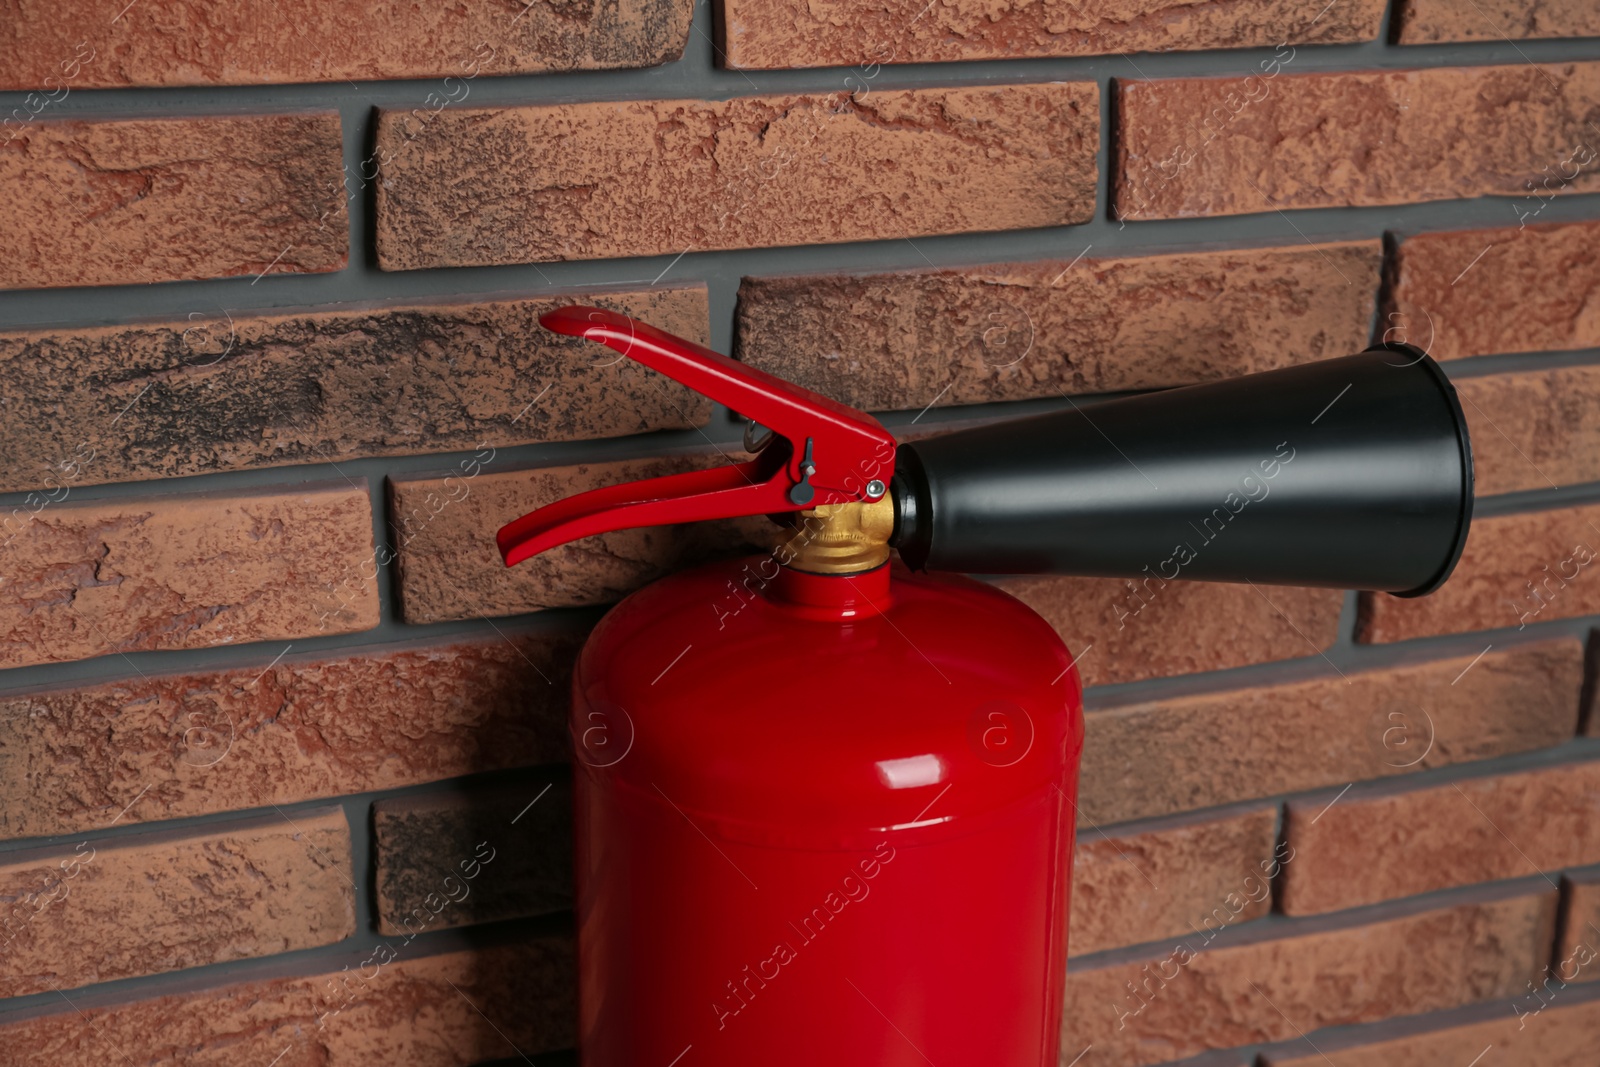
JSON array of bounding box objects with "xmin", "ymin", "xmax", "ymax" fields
[{"xmin": 497, "ymin": 307, "xmax": 1473, "ymax": 1066}]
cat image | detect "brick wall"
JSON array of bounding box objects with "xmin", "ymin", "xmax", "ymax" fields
[{"xmin": 2, "ymin": 2, "xmax": 1599, "ymax": 1065}]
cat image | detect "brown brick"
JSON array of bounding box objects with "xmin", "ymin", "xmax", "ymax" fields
[
  {"xmin": 1396, "ymin": 0, "xmax": 1600, "ymax": 44},
  {"xmin": 736, "ymin": 241, "xmax": 1382, "ymax": 413},
  {"xmin": 718, "ymin": 0, "xmax": 1383, "ymax": 69},
  {"xmin": 0, "ymin": 809, "xmax": 353, "ymax": 997},
  {"xmin": 0, "ymin": 287, "xmax": 710, "ymax": 492},
  {"xmin": 0, "ymin": 630, "xmax": 575, "ymax": 841},
  {"xmin": 375, "ymin": 84, "xmax": 1099, "ymax": 270},
  {"xmin": 993, "ymin": 576, "xmax": 1342, "ymax": 687},
  {"xmin": 1559, "ymin": 870, "xmax": 1600, "ymax": 974},
  {"xmin": 1384, "ymin": 220, "xmax": 1600, "ymax": 361},
  {"xmin": 1061, "ymin": 887, "xmax": 1556, "ymax": 1067},
  {"xmin": 1358, "ymin": 504, "xmax": 1600, "ymax": 643},
  {"xmin": 1458, "ymin": 366, "xmax": 1600, "ymax": 496},
  {"xmin": 0, "ymin": 937, "xmax": 573, "ymax": 1065},
  {"xmin": 1115, "ymin": 63, "xmax": 1600, "ymax": 221},
  {"xmin": 0, "ymin": 482, "xmax": 378, "ymax": 669},
  {"xmin": 391, "ymin": 456, "xmax": 774, "ymax": 624},
  {"xmin": 1, "ymin": 113, "xmax": 345, "ymax": 290},
  {"xmin": 1265, "ymin": 996, "xmax": 1600, "ymax": 1066},
  {"xmin": 1081, "ymin": 639, "xmax": 1581, "ymax": 826},
  {"xmin": 1282, "ymin": 760, "xmax": 1600, "ymax": 915},
  {"xmin": 0, "ymin": 0, "xmax": 691, "ymax": 89},
  {"xmin": 1561, "ymin": 870, "xmax": 1600, "ymax": 979},
  {"xmin": 373, "ymin": 782, "xmax": 572, "ymax": 936},
  {"xmin": 1069, "ymin": 805, "xmax": 1279, "ymax": 957}
]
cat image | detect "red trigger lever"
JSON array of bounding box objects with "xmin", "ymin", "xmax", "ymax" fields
[{"xmin": 496, "ymin": 306, "xmax": 898, "ymax": 568}]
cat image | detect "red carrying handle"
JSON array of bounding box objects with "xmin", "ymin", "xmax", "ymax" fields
[{"xmin": 496, "ymin": 307, "xmax": 897, "ymax": 567}]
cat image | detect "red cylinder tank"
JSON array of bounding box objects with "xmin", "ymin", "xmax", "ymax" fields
[{"xmin": 570, "ymin": 558, "xmax": 1084, "ymax": 1066}]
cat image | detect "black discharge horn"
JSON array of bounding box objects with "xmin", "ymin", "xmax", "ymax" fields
[{"xmin": 890, "ymin": 343, "xmax": 1474, "ymax": 597}]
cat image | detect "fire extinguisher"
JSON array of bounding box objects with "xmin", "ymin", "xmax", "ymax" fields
[{"xmin": 496, "ymin": 307, "xmax": 1473, "ymax": 1066}]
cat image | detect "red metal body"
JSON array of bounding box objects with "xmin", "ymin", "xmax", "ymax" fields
[{"xmin": 570, "ymin": 561, "xmax": 1084, "ymax": 1065}]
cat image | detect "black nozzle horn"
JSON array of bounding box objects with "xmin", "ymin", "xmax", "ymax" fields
[{"xmin": 891, "ymin": 344, "xmax": 1473, "ymax": 597}]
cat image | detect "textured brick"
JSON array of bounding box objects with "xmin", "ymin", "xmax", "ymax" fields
[
  {"xmin": 0, "ymin": 287, "xmax": 709, "ymax": 492},
  {"xmin": 0, "ymin": 630, "xmax": 576, "ymax": 841},
  {"xmin": 1396, "ymin": 0, "xmax": 1600, "ymax": 44},
  {"xmin": 0, "ymin": 114, "xmax": 345, "ymax": 290},
  {"xmin": 0, "ymin": 0, "xmax": 692, "ymax": 89},
  {"xmin": 1267, "ymin": 998, "xmax": 1600, "ymax": 1065},
  {"xmin": 1069, "ymin": 805, "xmax": 1278, "ymax": 957},
  {"xmin": 391, "ymin": 456, "xmax": 773, "ymax": 624},
  {"xmin": 0, "ymin": 937, "xmax": 573, "ymax": 1066},
  {"xmin": 718, "ymin": 0, "xmax": 1384, "ymax": 69},
  {"xmin": 375, "ymin": 84, "xmax": 1099, "ymax": 270},
  {"xmin": 1081, "ymin": 640, "xmax": 1581, "ymax": 826},
  {"xmin": 1384, "ymin": 221, "xmax": 1600, "ymax": 361},
  {"xmin": 1358, "ymin": 504, "xmax": 1600, "ymax": 643},
  {"xmin": 1459, "ymin": 366, "xmax": 1600, "ymax": 496},
  {"xmin": 1559, "ymin": 870, "xmax": 1600, "ymax": 973},
  {"xmin": 1061, "ymin": 888, "xmax": 1557, "ymax": 1067},
  {"xmin": 993, "ymin": 576, "xmax": 1341, "ymax": 687},
  {"xmin": 736, "ymin": 241, "xmax": 1381, "ymax": 412},
  {"xmin": 374, "ymin": 782, "xmax": 572, "ymax": 936},
  {"xmin": 0, "ymin": 809, "xmax": 352, "ymax": 996},
  {"xmin": 1115, "ymin": 63, "xmax": 1600, "ymax": 220},
  {"xmin": 0, "ymin": 483, "xmax": 378, "ymax": 670},
  {"xmin": 1282, "ymin": 760, "xmax": 1600, "ymax": 915}
]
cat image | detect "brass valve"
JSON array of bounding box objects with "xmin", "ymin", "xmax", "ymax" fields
[{"xmin": 779, "ymin": 498, "xmax": 895, "ymax": 575}]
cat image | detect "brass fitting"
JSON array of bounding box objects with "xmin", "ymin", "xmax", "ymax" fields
[{"xmin": 779, "ymin": 498, "xmax": 895, "ymax": 575}]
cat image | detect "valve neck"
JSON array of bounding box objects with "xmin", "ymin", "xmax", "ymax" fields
[{"xmin": 779, "ymin": 498, "xmax": 895, "ymax": 576}]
